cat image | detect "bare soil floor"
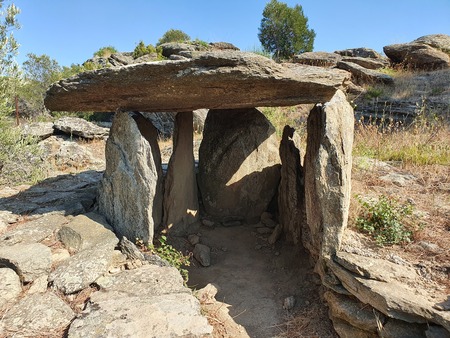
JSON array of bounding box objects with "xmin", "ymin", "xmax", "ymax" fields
[{"xmin": 187, "ymin": 224, "xmax": 336, "ymax": 338}]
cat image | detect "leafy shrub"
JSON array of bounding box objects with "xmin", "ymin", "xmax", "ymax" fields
[
  {"xmin": 355, "ymin": 195, "xmax": 420, "ymax": 246},
  {"xmin": 132, "ymin": 41, "xmax": 157, "ymax": 59},
  {"xmin": 148, "ymin": 235, "xmax": 191, "ymax": 284},
  {"xmin": 93, "ymin": 46, "xmax": 118, "ymax": 58},
  {"xmin": 156, "ymin": 29, "xmax": 190, "ymax": 46}
]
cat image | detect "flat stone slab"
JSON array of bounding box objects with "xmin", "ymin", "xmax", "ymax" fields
[
  {"xmin": 0, "ymin": 243, "xmax": 52, "ymax": 283},
  {"xmin": 54, "ymin": 117, "xmax": 109, "ymax": 139},
  {"xmin": 0, "ymin": 292, "xmax": 74, "ymax": 337},
  {"xmin": 69, "ymin": 265, "xmax": 212, "ymax": 337},
  {"xmin": 45, "ymin": 51, "xmax": 348, "ymax": 112},
  {"xmin": 0, "ymin": 268, "xmax": 22, "ymax": 309}
]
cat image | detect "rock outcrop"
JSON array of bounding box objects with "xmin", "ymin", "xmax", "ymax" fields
[
  {"xmin": 293, "ymin": 51, "xmax": 342, "ymax": 67},
  {"xmin": 98, "ymin": 111, "xmax": 163, "ymax": 244},
  {"xmin": 198, "ymin": 108, "xmax": 281, "ymax": 222},
  {"xmin": 54, "ymin": 117, "xmax": 109, "ymax": 139},
  {"xmin": 335, "ymin": 48, "xmax": 385, "ymax": 59},
  {"xmin": 337, "ymin": 61, "xmax": 393, "ymax": 84},
  {"xmin": 384, "ymin": 34, "xmax": 450, "ymax": 70},
  {"xmin": 45, "ymin": 51, "xmax": 348, "ymax": 112}
]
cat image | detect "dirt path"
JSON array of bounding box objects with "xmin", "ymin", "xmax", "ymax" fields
[{"xmin": 187, "ymin": 223, "xmax": 336, "ymax": 338}]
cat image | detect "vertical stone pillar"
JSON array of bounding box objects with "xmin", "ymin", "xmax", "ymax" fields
[
  {"xmin": 304, "ymin": 90, "xmax": 354, "ymax": 277},
  {"xmin": 278, "ymin": 125, "xmax": 306, "ymax": 245},
  {"xmin": 98, "ymin": 111, "xmax": 163, "ymax": 244},
  {"xmin": 163, "ymin": 111, "xmax": 199, "ymax": 236}
]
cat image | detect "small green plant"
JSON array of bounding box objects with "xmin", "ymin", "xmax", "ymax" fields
[
  {"xmin": 148, "ymin": 235, "xmax": 191, "ymax": 283},
  {"xmin": 93, "ymin": 46, "xmax": 118, "ymax": 58},
  {"xmin": 355, "ymin": 195, "xmax": 419, "ymax": 246},
  {"xmin": 364, "ymin": 86, "xmax": 384, "ymax": 99},
  {"xmin": 132, "ymin": 41, "xmax": 157, "ymax": 59}
]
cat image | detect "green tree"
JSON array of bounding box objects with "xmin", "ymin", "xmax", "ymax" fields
[
  {"xmin": 20, "ymin": 53, "xmax": 61, "ymax": 114},
  {"xmin": 156, "ymin": 29, "xmax": 190, "ymax": 46},
  {"xmin": 258, "ymin": 0, "xmax": 315, "ymax": 61},
  {"xmin": 0, "ymin": 0, "xmax": 21, "ymax": 114},
  {"xmin": 132, "ymin": 40, "xmax": 156, "ymax": 59}
]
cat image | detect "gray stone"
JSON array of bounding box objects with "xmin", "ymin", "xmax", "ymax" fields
[
  {"xmin": 198, "ymin": 108, "xmax": 281, "ymax": 221},
  {"xmin": 268, "ymin": 224, "xmax": 283, "ymax": 245},
  {"xmin": 57, "ymin": 212, "xmax": 118, "ymax": 252},
  {"xmin": 49, "ymin": 246, "xmax": 117, "ymax": 294},
  {"xmin": 118, "ymin": 236, "xmax": 145, "ymax": 261},
  {"xmin": 0, "ymin": 292, "xmax": 74, "ymax": 337},
  {"xmin": 27, "ymin": 274, "xmax": 49, "ymax": 294},
  {"xmin": 304, "ymin": 90, "xmax": 354, "ymax": 267},
  {"xmin": 324, "ymin": 290, "xmax": 384, "ymax": 333},
  {"xmin": 45, "ymin": 51, "xmax": 347, "ymax": 112},
  {"xmin": 51, "ymin": 248, "xmax": 71, "ymax": 264},
  {"xmin": 330, "ymin": 316, "xmax": 378, "ymax": 338},
  {"xmin": 381, "ymin": 318, "xmax": 427, "ymax": 338},
  {"xmin": 293, "ymin": 51, "xmax": 342, "ymax": 67},
  {"xmin": 140, "ymin": 111, "xmax": 176, "ymax": 139},
  {"xmin": 0, "ymin": 219, "xmax": 6, "ymax": 233},
  {"xmin": 188, "ymin": 234, "xmax": 200, "ymax": 246},
  {"xmin": 163, "ymin": 112, "xmax": 199, "ymax": 236},
  {"xmin": 413, "ymin": 34, "xmax": 450, "ymax": 53},
  {"xmin": 54, "ymin": 116, "xmax": 109, "ymax": 139},
  {"xmin": 193, "ymin": 244, "xmax": 211, "ymax": 267},
  {"xmin": 159, "ymin": 42, "xmax": 199, "ymax": 58},
  {"xmin": 0, "ymin": 243, "xmax": 52, "ymax": 283},
  {"xmin": 193, "ymin": 108, "xmax": 208, "ymax": 133},
  {"xmin": 261, "ymin": 216, "xmax": 277, "ymax": 228},
  {"xmin": 0, "ymin": 213, "xmax": 67, "ymax": 247},
  {"xmin": 68, "ymin": 265, "xmax": 212, "ymax": 337},
  {"xmin": 21, "ymin": 121, "xmax": 54, "ymax": 140},
  {"xmin": 337, "ymin": 61, "xmax": 394, "ymax": 84},
  {"xmin": 0, "ymin": 268, "xmax": 21, "ymax": 309},
  {"xmin": 379, "ymin": 172, "xmax": 417, "ymax": 187},
  {"xmin": 98, "ymin": 111, "xmax": 163, "ymax": 244},
  {"xmin": 426, "ymin": 325, "xmax": 450, "ymax": 338},
  {"xmin": 329, "ymin": 260, "xmax": 450, "ymax": 331},
  {"xmin": 283, "ymin": 296, "xmax": 296, "ymax": 310},
  {"xmin": 278, "ymin": 125, "xmax": 306, "ymax": 245},
  {"xmin": 257, "ymin": 227, "xmax": 273, "ymax": 235}
]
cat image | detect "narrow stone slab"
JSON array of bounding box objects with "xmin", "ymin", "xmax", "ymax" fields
[
  {"xmin": 0, "ymin": 243, "xmax": 52, "ymax": 283},
  {"xmin": 45, "ymin": 51, "xmax": 347, "ymax": 112},
  {"xmin": 0, "ymin": 292, "xmax": 74, "ymax": 337},
  {"xmin": 54, "ymin": 117, "xmax": 109, "ymax": 139}
]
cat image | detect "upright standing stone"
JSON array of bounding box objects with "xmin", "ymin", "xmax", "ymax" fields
[
  {"xmin": 198, "ymin": 108, "xmax": 281, "ymax": 221},
  {"xmin": 304, "ymin": 90, "xmax": 354, "ymax": 274},
  {"xmin": 278, "ymin": 126, "xmax": 306, "ymax": 245},
  {"xmin": 163, "ymin": 112, "xmax": 199, "ymax": 236},
  {"xmin": 98, "ymin": 112, "xmax": 163, "ymax": 244}
]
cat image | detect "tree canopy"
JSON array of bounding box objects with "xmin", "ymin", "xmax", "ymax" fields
[
  {"xmin": 258, "ymin": 0, "xmax": 315, "ymax": 61},
  {"xmin": 156, "ymin": 29, "xmax": 190, "ymax": 46}
]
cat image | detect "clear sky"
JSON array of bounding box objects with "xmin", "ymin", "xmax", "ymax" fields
[{"xmin": 12, "ymin": 0, "xmax": 450, "ymax": 67}]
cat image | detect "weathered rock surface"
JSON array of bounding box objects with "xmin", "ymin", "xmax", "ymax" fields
[
  {"xmin": 193, "ymin": 243, "xmax": 211, "ymax": 267},
  {"xmin": 54, "ymin": 117, "xmax": 109, "ymax": 139},
  {"xmin": 0, "ymin": 213, "xmax": 67, "ymax": 247},
  {"xmin": 278, "ymin": 125, "xmax": 305, "ymax": 245},
  {"xmin": 337, "ymin": 61, "xmax": 393, "ymax": 84},
  {"xmin": 335, "ymin": 48, "xmax": 385, "ymax": 59},
  {"xmin": 45, "ymin": 51, "xmax": 347, "ymax": 112},
  {"xmin": 0, "ymin": 268, "xmax": 22, "ymax": 309},
  {"xmin": 341, "ymin": 56, "xmax": 389, "ymax": 70},
  {"xmin": 412, "ymin": 34, "xmax": 450, "ymax": 53},
  {"xmin": 163, "ymin": 112, "xmax": 199, "ymax": 236},
  {"xmin": 21, "ymin": 121, "xmax": 54, "ymax": 140},
  {"xmin": 98, "ymin": 111, "xmax": 163, "ymax": 243},
  {"xmin": 330, "ymin": 316, "xmax": 378, "ymax": 338},
  {"xmin": 384, "ymin": 42, "xmax": 450, "ymax": 70},
  {"xmin": 0, "ymin": 292, "xmax": 75, "ymax": 337},
  {"xmin": 198, "ymin": 108, "xmax": 281, "ymax": 221},
  {"xmin": 304, "ymin": 90, "xmax": 354, "ymax": 267},
  {"xmin": 0, "ymin": 243, "xmax": 52, "ymax": 283},
  {"xmin": 68, "ymin": 265, "xmax": 212, "ymax": 338},
  {"xmin": 141, "ymin": 111, "xmax": 176, "ymax": 138},
  {"xmin": 293, "ymin": 51, "xmax": 342, "ymax": 67}
]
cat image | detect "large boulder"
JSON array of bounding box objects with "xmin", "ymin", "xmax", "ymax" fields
[
  {"xmin": 45, "ymin": 51, "xmax": 347, "ymax": 113},
  {"xmin": 413, "ymin": 34, "xmax": 450, "ymax": 53},
  {"xmin": 198, "ymin": 108, "xmax": 281, "ymax": 222},
  {"xmin": 54, "ymin": 117, "xmax": 109, "ymax": 139},
  {"xmin": 293, "ymin": 51, "xmax": 342, "ymax": 67},
  {"xmin": 337, "ymin": 61, "xmax": 393, "ymax": 84},
  {"xmin": 334, "ymin": 48, "xmax": 385, "ymax": 59},
  {"xmin": 304, "ymin": 90, "xmax": 354, "ymax": 273},
  {"xmin": 98, "ymin": 111, "xmax": 163, "ymax": 244},
  {"xmin": 384, "ymin": 41, "xmax": 450, "ymax": 70}
]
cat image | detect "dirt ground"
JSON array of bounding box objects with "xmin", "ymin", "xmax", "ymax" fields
[{"xmin": 187, "ymin": 224, "xmax": 336, "ymax": 338}]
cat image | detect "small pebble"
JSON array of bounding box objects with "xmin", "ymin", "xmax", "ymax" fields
[{"xmin": 255, "ymin": 244, "xmax": 262, "ymax": 250}]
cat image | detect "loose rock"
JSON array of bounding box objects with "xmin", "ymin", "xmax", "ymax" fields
[{"xmin": 193, "ymin": 244, "xmax": 211, "ymax": 267}]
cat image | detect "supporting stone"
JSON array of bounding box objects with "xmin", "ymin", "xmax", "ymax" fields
[
  {"xmin": 278, "ymin": 126, "xmax": 306, "ymax": 245},
  {"xmin": 98, "ymin": 111, "xmax": 163, "ymax": 244},
  {"xmin": 163, "ymin": 112, "xmax": 199, "ymax": 236},
  {"xmin": 304, "ymin": 90, "xmax": 354, "ymax": 275},
  {"xmin": 198, "ymin": 108, "xmax": 281, "ymax": 222}
]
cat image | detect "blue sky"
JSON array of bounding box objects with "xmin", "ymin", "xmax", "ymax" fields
[{"xmin": 13, "ymin": 0, "xmax": 450, "ymax": 67}]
